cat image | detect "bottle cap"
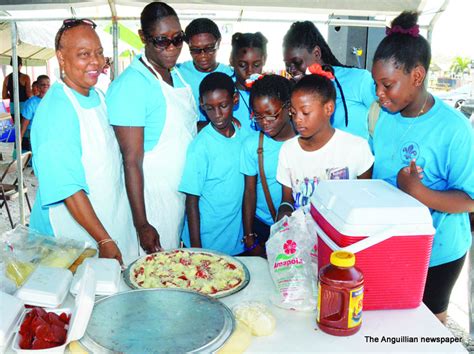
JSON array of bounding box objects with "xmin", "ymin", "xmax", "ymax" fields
[{"xmin": 330, "ymin": 251, "xmax": 355, "ymax": 268}]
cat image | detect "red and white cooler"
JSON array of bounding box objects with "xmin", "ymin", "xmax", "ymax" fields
[{"xmin": 310, "ymin": 180, "xmax": 435, "ymax": 310}]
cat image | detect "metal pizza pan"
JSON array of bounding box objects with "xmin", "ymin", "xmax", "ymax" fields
[
  {"xmin": 123, "ymin": 248, "xmax": 250, "ymax": 298},
  {"xmin": 80, "ymin": 288, "xmax": 235, "ymax": 353}
]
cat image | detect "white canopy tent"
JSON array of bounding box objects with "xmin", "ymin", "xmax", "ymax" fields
[{"xmin": 0, "ymin": 0, "xmax": 450, "ymax": 233}]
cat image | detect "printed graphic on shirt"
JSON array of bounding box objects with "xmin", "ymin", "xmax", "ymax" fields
[
  {"xmin": 292, "ymin": 167, "xmax": 349, "ymax": 209},
  {"xmin": 399, "ymin": 141, "xmax": 420, "ymax": 163}
]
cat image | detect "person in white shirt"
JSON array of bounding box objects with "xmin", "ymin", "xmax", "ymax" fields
[{"xmin": 276, "ymin": 64, "xmax": 374, "ymax": 218}]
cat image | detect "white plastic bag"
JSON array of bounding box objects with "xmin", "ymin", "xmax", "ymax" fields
[{"xmin": 266, "ymin": 209, "xmax": 316, "ymax": 311}]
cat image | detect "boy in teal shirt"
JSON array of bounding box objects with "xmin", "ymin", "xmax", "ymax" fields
[{"xmin": 179, "ymin": 72, "xmax": 244, "ymax": 255}]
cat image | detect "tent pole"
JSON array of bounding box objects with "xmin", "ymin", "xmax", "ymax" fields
[
  {"xmin": 108, "ymin": 0, "xmax": 119, "ymax": 79},
  {"xmin": 10, "ymin": 21, "xmax": 26, "ymax": 226}
]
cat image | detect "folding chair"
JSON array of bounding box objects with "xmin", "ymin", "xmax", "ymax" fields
[{"xmin": 0, "ymin": 151, "xmax": 32, "ymax": 228}]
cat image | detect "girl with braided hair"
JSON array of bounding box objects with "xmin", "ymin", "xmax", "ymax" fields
[
  {"xmin": 230, "ymin": 32, "xmax": 268, "ymax": 138},
  {"xmin": 283, "ymin": 21, "xmax": 376, "ymax": 139}
]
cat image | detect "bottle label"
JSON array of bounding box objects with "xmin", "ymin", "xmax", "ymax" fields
[
  {"xmin": 348, "ymin": 286, "xmax": 363, "ymax": 328},
  {"xmin": 316, "ymin": 281, "xmax": 321, "ymax": 322}
]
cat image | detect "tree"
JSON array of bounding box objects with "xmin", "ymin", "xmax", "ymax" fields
[{"xmin": 450, "ymin": 56, "xmax": 471, "ymax": 75}]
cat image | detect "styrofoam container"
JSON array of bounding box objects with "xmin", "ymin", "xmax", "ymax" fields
[
  {"xmin": 12, "ymin": 265, "xmax": 96, "ymax": 353},
  {"xmin": 0, "ymin": 292, "xmax": 25, "ymax": 350},
  {"xmin": 310, "ymin": 180, "xmax": 435, "ymax": 310},
  {"xmin": 70, "ymin": 258, "xmax": 121, "ymax": 296},
  {"xmin": 15, "ymin": 266, "xmax": 73, "ymax": 308}
]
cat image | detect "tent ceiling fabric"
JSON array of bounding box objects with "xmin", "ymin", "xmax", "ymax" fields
[
  {"xmin": 0, "ymin": 21, "xmax": 56, "ymax": 66},
  {"xmin": 0, "ymin": 0, "xmax": 446, "ymax": 66},
  {"xmin": 0, "ymin": 0, "xmax": 423, "ymax": 16}
]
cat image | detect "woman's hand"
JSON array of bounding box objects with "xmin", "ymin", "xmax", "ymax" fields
[
  {"xmin": 137, "ymin": 223, "xmax": 162, "ymax": 254},
  {"xmin": 99, "ymin": 241, "xmax": 124, "ymax": 265}
]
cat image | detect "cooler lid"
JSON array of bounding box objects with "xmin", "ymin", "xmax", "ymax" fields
[
  {"xmin": 15, "ymin": 266, "xmax": 72, "ymax": 308},
  {"xmin": 68, "ymin": 264, "xmax": 96, "ymax": 342},
  {"xmin": 311, "ymin": 180, "xmax": 434, "ymax": 233}
]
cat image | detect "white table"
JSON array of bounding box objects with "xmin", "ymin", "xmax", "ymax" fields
[
  {"xmin": 5, "ymin": 257, "xmax": 467, "ymax": 353},
  {"xmin": 221, "ymin": 257, "xmax": 467, "ymax": 353}
]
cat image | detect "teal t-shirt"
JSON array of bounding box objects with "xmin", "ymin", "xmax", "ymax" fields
[
  {"xmin": 107, "ymin": 54, "xmax": 187, "ymax": 152},
  {"xmin": 179, "ymin": 124, "xmax": 244, "ymax": 255},
  {"xmin": 30, "ymin": 82, "xmax": 100, "ymax": 235},
  {"xmin": 240, "ymin": 131, "xmax": 284, "ymax": 225},
  {"xmin": 332, "ymin": 66, "xmax": 376, "ymax": 139},
  {"xmin": 22, "ymin": 95, "xmax": 42, "ymax": 133},
  {"xmin": 177, "ymin": 60, "xmax": 234, "ymax": 122},
  {"xmin": 372, "ymin": 96, "xmax": 474, "ymax": 267},
  {"xmin": 233, "ymin": 88, "xmax": 257, "ymax": 140}
]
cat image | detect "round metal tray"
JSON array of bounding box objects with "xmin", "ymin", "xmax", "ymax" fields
[
  {"xmin": 123, "ymin": 248, "xmax": 250, "ymax": 298},
  {"xmin": 80, "ymin": 288, "xmax": 235, "ymax": 353}
]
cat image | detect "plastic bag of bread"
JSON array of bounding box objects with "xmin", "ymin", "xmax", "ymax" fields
[{"xmin": 233, "ymin": 302, "xmax": 276, "ymax": 336}]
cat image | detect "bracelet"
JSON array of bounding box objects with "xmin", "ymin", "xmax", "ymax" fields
[
  {"xmin": 97, "ymin": 238, "xmax": 115, "ymax": 247},
  {"xmin": 279, "ymin": 202, "xmax": 295, "ymax": 211},
  {"xmin": 241, "ymin": 233, "xmax": 258, "ymax": 244},
  {"xmin": 244, "ymin": 241, "xmax": 259, "ymax": 252}
]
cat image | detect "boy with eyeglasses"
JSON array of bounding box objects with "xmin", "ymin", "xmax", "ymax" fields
[{"xmin": 177, "ymin": 18, "xmax": 234, "ymax": 126}]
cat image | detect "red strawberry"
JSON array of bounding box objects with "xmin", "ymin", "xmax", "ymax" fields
[
  {"xmin": 31, "ymin": 338, "xmax": 58, "ymax": 349},
  {"xmin": 31, "ymin": 315, "xmax": 48, "ymax": 332},
  {"xmin": 47, "ymin": 312, "xmax": 65, "ymax": 327},
  {"xmin": 50, "ymin": 324, "xmax": 67, "ymax": 344},
  {"xmin": 59, "ymin": 312, "xmax": 70, "ymax": 324},
  {"xmin": 35, "ymin": 324, "xmax": 56, "ymax": 342},
  {"xmin": 32, "ymin": 307, "xmax": 48, "ymax": 319},
  {"xmin": 18, "ymin": 331, "xmax": 33, "ymax": 349},
  {"xmin": 19, "ymin": 312, "xmax": 34, "ymax": 335}
]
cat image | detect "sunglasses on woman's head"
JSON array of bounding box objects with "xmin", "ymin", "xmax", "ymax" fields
[
  {"xmin": 62, "ymin": 18, "xmax": 97, "ymax": 30},
  {"xmin": 55, "ymin": 18, "xmax": 97, "ymax": 49},
  {"xmin": 147, "ymin": 31, "xmax": 185, "ymax": 49}
]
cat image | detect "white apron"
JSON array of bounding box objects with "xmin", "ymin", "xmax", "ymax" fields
[
  {"xmin": 49, "ymin": 84, "xmax": 139, "ymax": 264},
  {"xmin": 141, "ymin": 62, "xmax": 197, "ymax": 250}
]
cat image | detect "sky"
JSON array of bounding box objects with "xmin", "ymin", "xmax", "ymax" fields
[{"xmin": 431, "ymin": 0, "xmax": 474, "ymax": 60}]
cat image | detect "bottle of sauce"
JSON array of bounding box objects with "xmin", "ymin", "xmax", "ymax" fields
[{"xmin": 317, "ymin": 251, "xmax": 364, "ymax": 336}]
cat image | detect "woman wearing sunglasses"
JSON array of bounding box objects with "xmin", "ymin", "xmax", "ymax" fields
[
  {"xmin": 30, "ymin": 18, "xmax": 138, "ymax": 264},
  {"xmin": 106, "ymin": 2, "xmax": 197, "ymax": 254},
  {"xmin": 177, "ymin": 18, "xmax": 233, "ymax": 125}
]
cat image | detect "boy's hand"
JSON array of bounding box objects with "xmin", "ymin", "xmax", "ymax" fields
[{"xmin": 397, "ymin": 160, "xmax": 423, "ymax": 195}]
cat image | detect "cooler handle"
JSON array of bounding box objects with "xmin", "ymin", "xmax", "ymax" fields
[{"xmin": 314, "ymin": 222, "xmax": 397, "ymax": 254}]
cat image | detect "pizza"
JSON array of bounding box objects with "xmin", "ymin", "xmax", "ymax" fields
[{"xmin": 129, "ymin": 250, "xmax": 246, "ymax": 297}]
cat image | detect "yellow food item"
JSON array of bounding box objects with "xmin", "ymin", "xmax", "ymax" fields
[
  {"xmin": 40, "ymin": 248, "xmax": 82, "ymax": 268},
  {"xmin": 217, "ymin": 320, "xmax": 252, "ymax": 354},
  {"xmin": 234, "ymin": 302, "xmax": 276, "ymax": 336},
  {"xmin": 68, "ymin": 340, "xmax": 89, "ymax": 354},
  {"xmin": 6, "ymin": 260, "xmax": 36, "ymax": 286}
]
